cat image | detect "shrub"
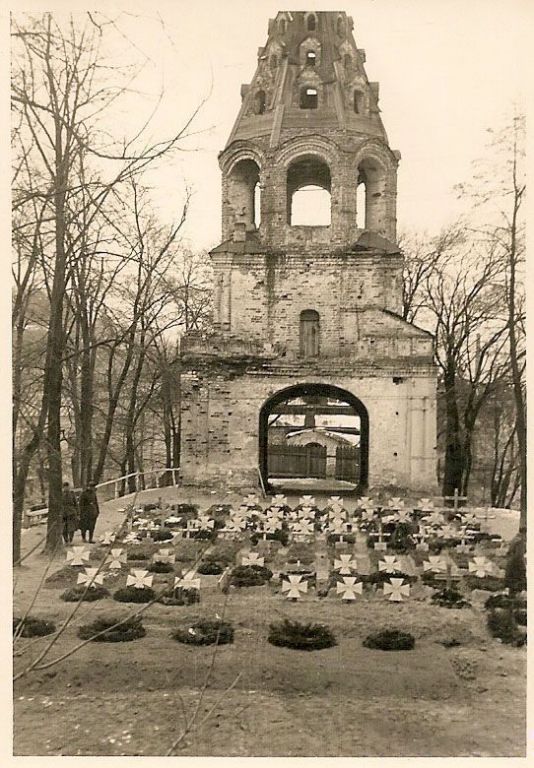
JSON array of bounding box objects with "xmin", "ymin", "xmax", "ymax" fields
[
  {"xmin": 487, "ymin": 609, "xmax": 526, "ymax": 646},
  {"xmin": 388, "ymin": 522, "xmax": 416, "ymax": 552},
  {"xmin": 363, "ymin": 629, "xmax": 415, "ymax": 651},
  {"xmin": 13, "ymin": 616, "xmax": 56, "ymax": 638},
  {"xmin": 484, "ymin": 592, "xmax": 521, "ymax": 610},
  {"xmin": 127, "ymin": 551, "xmax": 150, "ymax": 561},
  {"xmin": 148, "ymin": 561, "xmax": 174, "ymax": 573},
  {"xmin": 172, "ymin": 619, "xmax": 234, "ymax": 646},
  {"xmin": 364, "ymin": 570, "xmax": 416, "ymax": 586},
  {"xmin": 191, "ymin": 528, "xmax": 217, "ymax": 541},
  {"xmin": 157, "ymin": 586, "xmax": 200, "ymax": 606},
  {"xmin": 44, "ymin": 565, "xmax": 83, "ymax": 588},
  {"xmin": 197, "ymin": 560, "xmax": 223, "ymax": 575},
  {"xmin": 113, "ymin": 585, "xmax": 155, "ymax": 603},
  {"xmin": 61, "ymin": 585, "xmax": 110, "ymax": 602},
  {"xmin": 466, "ymin": 575, "xmax": 504, "ymax": 592},
  {"xmin": 78, "ymin": 615, "xmax": 146, "ymax": 642},
  {"xmin": 151, "ymin": 527, "xmax": 174, "ymax": 542},
  {"xmin": 229, "ymin": 564, "xmax": 272, "ymax": 587},
  {"xmin": 268, "ymin": 619, "xmax": 336, "ymax": 651},
  {"xmin": 431, "ymin": 588, "xmax": 470, "ymax": 609}
]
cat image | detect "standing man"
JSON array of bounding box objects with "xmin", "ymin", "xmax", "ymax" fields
[
  {"xmin": 79, "ymin": 482, "xmax": 100, "ymax": 543},
  {"xmin": 62, "ymin": 481, "xmax": 79, "ymax": 544}
]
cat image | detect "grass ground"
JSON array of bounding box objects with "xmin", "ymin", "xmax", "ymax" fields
[{"xmin": 13, "ymin": 487, "xmax": 526, "ymax": 757}]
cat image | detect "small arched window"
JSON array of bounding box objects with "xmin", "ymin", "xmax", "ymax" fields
[
  {"xmin": 279, "ymin": 18, "xmax": 286, "ymax": 34},
  {"xmin": 300, "ymin": 310, "xmax": 320, "ymax": 357},
  {"xmin": 353, "ymin": 90, "xmax": 364, "ymax": 114},
  {"xmin": 306, "ymin": 51, "xmax": 317, "ymax": 67},
  {"xmin": 344, "ymin": 53, "xmax": 352, "ymax": 70},
  {"xmin": 255, "ymin": 89, "xmax": 266, "ymax": 115},
  {"xmin": 300, "ymin": 87, "xmax": 318, "ymax": 109},
  {"xmin": 307, "ymin": 14, "xmax": 317, "ymax": 32},
  {"xmin": 336, "ymin": 17, "xmax": 344, "ymax": 36}
]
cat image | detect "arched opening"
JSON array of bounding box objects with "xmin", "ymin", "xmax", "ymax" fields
[
  {"xmin": 259, "ymin": 383, "xmax": 369, "ymax": 494},
  {"xmin": 255, "ymin": 90, "xmax": 266, "ymax": 115},
  {"xmin": 279, "ymin": 18, "xmax": 286, "ymax": 34},
  {"xmin": 357, "ymin": 157, "xmax": 387, "ymax": 232},
  {"xmin": 356, "ymin": 181, "xmax": 366, "ymax": 229},
  {"xmin": 307, "ymin": 13, "xmax": 317, "ymax": 32},
  {"xmin": 306, "ymin": 50, "xmax": 317, "ymax": 67},
  {"xmin": 300, "ymin": 309, "xmax": 320, "ymax": 357},
  {"xmin": 336, "ymin": 17, "xmax": 344, "ymax": 36},
  {"xmin": 353, "ymin": 89, "xmax": 364, "ymax": 114},
  {"xmin": 300, "ymin": 86, "xmax": 318, "ymax": 109},
  {"xmin": 254, "ymin": 181, "xmax": 261, "ymax": 228},
  {"xmin": 227, "ymin": 158, "xmax": 260, "ymax": 232},
  {"xmin": 344, "ymin": 53, "xmax": 352, "ymax": 70},
  {"xmin": 287, "ymin": 156, "xmax": 331, "ymax": 226}
]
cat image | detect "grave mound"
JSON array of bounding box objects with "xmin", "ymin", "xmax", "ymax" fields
[
  {"xmin": 13, "ymin": 616, "xmax": 56, "ymax": 638},
  {"xmin": 363, "ymin": 628, "xmax": 415, "ymax": 651},
  {"xmin": 268, "ymin": 619, "xmax": 336, "ymax": 651},
  {"xmin": 77, "ymin": 615, "xmax": 146, "ymax": 642},
  {"xmin": 61, "ymin": 585, "xmax": 110, "ymax": 602},
  {"xmin": 172, "ymin": 619, "xmax": 234, "ymax": 646},
  {"xmin": 113, "ymin": 585, "xmax": 156, "ymax": 603},
  {"xmin": 229, "ymin": 564, "xmax": 272, "ymax": 587}
]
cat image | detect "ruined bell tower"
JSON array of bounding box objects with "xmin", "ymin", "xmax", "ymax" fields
[{"xmin": 180, "ymin": 10, "xmax": 437, "ymax": 493}]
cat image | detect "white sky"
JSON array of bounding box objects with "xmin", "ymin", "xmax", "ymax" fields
[{"xmin": 97, "ymin": 0, "xmax": 530, "ymax": 251}]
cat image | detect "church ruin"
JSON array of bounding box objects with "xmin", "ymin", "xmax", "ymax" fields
[{"xmin": 180, "ymin": 10, "xmax": 437, "ymax": 494}]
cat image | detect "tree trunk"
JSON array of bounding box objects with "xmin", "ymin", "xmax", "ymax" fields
[{"xmin": 442, "ymin": 366, "xmax": 464, "ymax": 497}]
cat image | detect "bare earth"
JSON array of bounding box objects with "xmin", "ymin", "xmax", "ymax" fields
[{"xmin": 13, "ymin": 489, "xmax": 526, "ymax": 757}]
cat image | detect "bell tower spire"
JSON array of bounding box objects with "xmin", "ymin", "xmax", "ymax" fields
[{"xmin": 219, "ymin": 10, "xmax": 400, "ymax": 248}]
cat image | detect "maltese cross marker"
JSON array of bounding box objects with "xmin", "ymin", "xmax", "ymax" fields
[
  {"xmin": 384, "ymin": 578, "xmax": 410, "ymax": 602},
  {"xmin": 336, "ymin": 577, "xmax": 363, "ymax": 601},
  {"xmin": 334, "ymin": 554, "xmax": 358, "ymax": 574},
  {"xmin": 126, "ymin": 569, "xmax": 154, "ymax": 589},
  {"xmin": 468, "ymin": 556, "xmax": 493, "ymax": 578},
  {"xmin": 281, "ymin": 574, "xmax": 308, "ymax": 600},
  {"xmin": 107, "ymin": 548, "xmax": 127, "ymax": 569},
  {"xmin": 66, "ymin": 547, "xmax": 90, "ymax": 566},
  {"xmin": 242, "ymin": 552, "xmax": 264, "ymax": 567},
  {"xmin": 77, "ymin": 568, "xmax": 104, "ymax": 588}
]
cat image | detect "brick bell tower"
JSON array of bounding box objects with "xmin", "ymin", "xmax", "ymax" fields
[{"xmin": 180, "ymin": 10, "xmax": 437, "ymax": 494}]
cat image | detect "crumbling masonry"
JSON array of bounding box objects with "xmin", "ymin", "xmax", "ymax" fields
[{"xmin": 180, "ymin": 10, "xmax": 437, "ymax": 493}]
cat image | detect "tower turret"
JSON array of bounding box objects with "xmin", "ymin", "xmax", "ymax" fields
[{"xmin": 220, "ymin": 10, "xmax": 400, "ymax": 248}]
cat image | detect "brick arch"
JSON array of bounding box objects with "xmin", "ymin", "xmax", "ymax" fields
[
  {"xmin": 258, "ymin": 382, "xmax": 369, "ymax": 493},
  {"xmin": 274, "ymin": 136, "xmax": 340, "ymax": 171},
  {"xmin": 219, "ymin": 144, "xmax": 266, "ymax": 176}
]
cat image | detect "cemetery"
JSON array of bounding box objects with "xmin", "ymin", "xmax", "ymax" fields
[{"xmin": 13, "ymin": 487, "xmax": 526, "ymax": 756}]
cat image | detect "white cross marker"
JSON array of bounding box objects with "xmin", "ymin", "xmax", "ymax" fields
[
  {"xmin": 333, "ymin": 554, "xmax": 358, "ymax": 574},
  {"xmin": 66, "ymin": 547, "xmax": 90, "ymax": 566},
  {"xmin": 107, "ymin": 548, "xmax": 127, "ymax": 569},
  {"xmin": 468, "ymin": 556, "xmax": 494, "ymax": 578},
  {"xmin": 153, "ymin": 549, "xmax": 176, "ymax": 564},
  {"xmin": 378, "ymin": 555, "xmax": 400, "ymax": 573},
  {"xmin": 242, "ymin": 552, "xmax": 265, "ymax": 567},
  {"xmin": 281, "ymin": 574, "xmax": 308, "ymax": 600},
  {"xmin": 384, "ymin": 578, "xmax": 410, "ymax": 602},
  {"xmin": 336, "ymin": 577, "xmax": 363, "ymax": 601},
  {"xmin": 126, "ymin": 569, "xmax": 154, "ymax": 589},
  {"xmin": 76, "ymin": 568, "xmax": 104, "ymax": 588},
  {"xmin": 423, "ymin": 555, "xmax": 447, "ymax": 573}
]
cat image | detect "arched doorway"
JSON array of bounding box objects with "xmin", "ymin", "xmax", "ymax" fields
[{"xmin": 259, "ymin": 383, "xmax": 369, "ymax": 494}]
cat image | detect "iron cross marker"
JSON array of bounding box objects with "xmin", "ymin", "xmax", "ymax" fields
[
  {"xmin": 107, "ymin": 548, "xmax": 127, "ymax": 569},
  {"xmin": 383, "ymin": 578, "xmax": 410, "ymax": 602},
  {"xmin": 77, "ymin": 568, "xmax": 104, "ymax": 588},
  {"xmin": 126, "ymin": 570, "xmax": 154, "ymax": 589},
  {"xmin": 281, "ymin": 574, "xmax": 308, "ymax": 600},
  {"xmin": 334, "ymin": 554, "xmax": 358, "ymax": 574},
  {"xmin": 336, "ymin": 577, "xmax": 363, "ymax": 601},
  {"xmin": 66, "ymin": 547, "xmax": 90, "ymax": 566}
]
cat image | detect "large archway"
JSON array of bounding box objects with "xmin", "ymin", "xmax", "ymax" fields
[{"xmin": 259, "ymin": 383, "xmax": 369, "ymax": 494}]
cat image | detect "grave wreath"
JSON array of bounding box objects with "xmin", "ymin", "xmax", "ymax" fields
[
  {"xmin": 77, "ymin": 615, "xmax": 146, "ymax": 642},
  {"xmin": 61, "ymin": 585, "xmax": 110, "ymax": 602},
  {"xmin": 268, "ymin": 619, "xmax": 336, "ymax": 651},
  {"xmin": 363, "ymin": 628, "xmax": 415, "ymax": 651},
  {"xmin": 430, "ymin": 588, "xmax": 470, "ymax": 609},
  {"xmin": 172, "ymin": 619, "xmax": 234, "ymax": 646},
  {"xmin": 229, "ymin": 564, "xmax": 272, "ymax": 587},
  {"xmin": 151, "ymin": 527, "xmax": 174, "ymax": 542},
  {"xmin": 197, "ymin": 560, "xmax": 224, "ymax": 575},
  {"xmin": 13, "ymin": 616, "xmax": 56, "ymax": 638}
]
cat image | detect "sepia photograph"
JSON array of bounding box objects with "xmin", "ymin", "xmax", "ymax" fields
[{"xmin": 9, "ymin": 0, "xmax": 528, "ymax": 759}]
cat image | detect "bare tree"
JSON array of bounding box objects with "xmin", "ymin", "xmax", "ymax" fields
[{"xmin": 11, "ymin": 11, "xmax": 205, "ymax": 561}]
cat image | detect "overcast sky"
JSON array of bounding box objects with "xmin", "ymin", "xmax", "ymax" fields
[
  {"xmin": 9, "ymin": 0, "xmax": 531, "ymax": 251},
  {"xmin": 116, "ymin": 0, "xmax": 529, "ymax": 252}
]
